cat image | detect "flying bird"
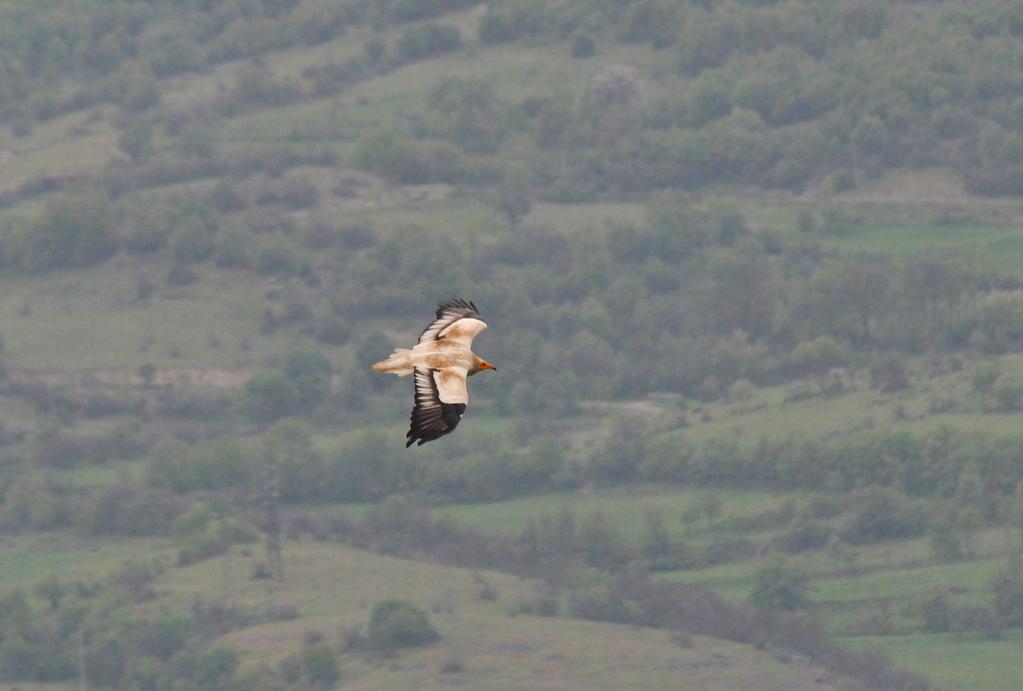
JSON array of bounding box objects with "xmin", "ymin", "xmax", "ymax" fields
[{"xmin": 372, "ymin": 299, "xmax": 496, "ymax": 447}]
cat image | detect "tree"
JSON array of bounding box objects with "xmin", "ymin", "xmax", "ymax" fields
[
  {"xmin": 21, "ymin": 193, "xmax": 117, "ymax": 271},
  {"xmin": 284, "ymin": 348, "xmax": 333, "ymax": 409},
  {"xmin": 428, "ymin": 77, "xmax": 503, "ymax": 153},
  {"xmin": 972, "ymin": 361, "xmax": 1000, "ymax": 393},
  {"xmin": 169, "ymin": 207, "xmax": 216, "ymax": 263},
  {"xmin": 494, "ymin": 167, "xmax": 532, "ymax": 226},
  {"xmin": 749, "ymin": 555, "xmax": 810, "ymax": 611},
  {"xmin": 355, "ymin": 331, "xmax": 398, "ymax": 390},
  {"xmin": 706, "ymin": 241, "xmax": 777, "ymax": 338},
  {"xmin": 244, "ymin": 372, "xmax": 297, "ymax": 424},
  {"xmin": 989, "ymin": 556, "xmax": 1023, "ymax": 626},
  {"xmin": 800, "ymin": 259, "xmax": 890, "ymax": 345},
  {"xmin": 852, "ymin": 115, "xmax": 887, "ymax": 156},
  {"xmin": 844, "ymin": 488, "xmax": 925, "ymax": 544}
]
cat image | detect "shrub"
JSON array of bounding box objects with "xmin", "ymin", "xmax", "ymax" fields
[
  {"xmin": 397, "ymin": 24, "xmax": 462, "ymax": 61},
  {"xmin": 439, "ymin": 654, "xmax": 465, "ymax": 673},
  {"xmin": 82, "ymin": 486, "xmax": 184, "ymax": 536},
  {"xmin": 354, "ymin": 129, "xmax": 469, "ymax": 183},
  {"xmin": 749, "ymin": 555, "xmax": 810, "ymax": 611},
  {"xmin": 993, "ymin": 380, "xmax": 1023, "ymax": 412},
  {"xmin": 368, "ymin": 599, "xmax": 440, "ymax": 649},
  {"xmin": 195, "ymin": 647, "xmax": 239, "ymax": 689},
  {"xmin": 479, "ymin": 12, "xmax": 516, "ymax": 44},
  {"xmin": 123, "ymin": 201, "xmax": 176, "ymax": 254},
  {"xmin": 869, "ymin": 354, "xmax": 909, "ymax": 392},
  {"xmin": 253, "ymin": 235, "xmax": 306, "ymax": 276},
  {"xmin": 919, "ymin": 591, "xmax": 952, "ymax": 633},
  {"xmin": 213, "ymin": 223, "xmax": 253, "ymax": 268},
  {"xmin": 972, "ymin": 361, "xmax": 1000, "ymax": 392},
  {"xmin": 775, "ymin": 518, "xmax": 832, "ymax": 554},
  {"xmin": 571, "ymin": 32, "xmax": 596, "ymax": 58},
  {"xmin": 972, "ymin": 291, "xmax": 1023, "ymax": 353},
  {"xmin": 302, "ymin": 642, "xmax": 340, "ymax": 686},
  {"xmin": 789, "ymin": 336, "xmax": 849, "ymax": 377},
  {"xmin": 256, "ymin": 175, "xmax": 320, "ymax": 209},
  {"xmin": 567, "ymin": 580, "xmax": 636, "ymax": 624},
  {"xmin": 843, "ymin": 488, "xmax": 926, "ymax": 544},
  {"xmin": 169, "ymin": 209, "xmax": 216, "ymax": 263}
]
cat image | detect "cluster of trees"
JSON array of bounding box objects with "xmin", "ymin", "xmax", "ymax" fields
[
  {"xmin": 7, "ymin": 0, "xmax": 1023, "ymax": 197},
  {"xmin": 10, "ymin": 185, "xmax": 1022, "ymax": 426},
  {"xmin": 7, "ymin": 370, "xmax": 1023, "ymax": 520},
  {"xmin": 140, "ymin": 419, "xmax": 562, "ymax": 505},
  {"xmin": 322, "ymin": 195, "xmax": 1021, "ymax": 409},
  {"xmin": 607, "ymin": 424, "xmax": 1023, "ymax": 501},
  {"xmin": 0, "ymin": 557, "xmax": 356, "ymax": 690},
  {"xmin": 0, "ymin": 141, "xmax": 336, "ymax": 273},
  {"xmin": 5, "ymin": 2, "xmax": 1023, "ymax": 422},
  {"xmin": 0, "ymin": 0, "xmax": 474, "ymax": 125},
  {"xmin": 467, "ymin": 0, "xmax": 1023, "ymax": 195},
  {"xmin": 0, "ymin": 560, "xmax": 255, "ymax": 688}
]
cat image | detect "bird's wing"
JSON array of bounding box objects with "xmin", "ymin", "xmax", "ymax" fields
[
  {"xmin": 418, "ymin": 298, "xmax": 487, "ymax": 348},
  {"xmin": 407, "ymin": 366, "xmax": 469, "ymax": 447}
]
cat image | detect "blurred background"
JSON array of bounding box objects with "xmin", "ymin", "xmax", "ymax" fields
[{"xmin": 1, "ymin": 1, "xmax": 1023, "ymax": 688}]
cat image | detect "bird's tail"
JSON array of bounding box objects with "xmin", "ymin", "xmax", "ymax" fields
[{"xmin": 371, "ymin": 348, "xmax": 414, "ymax": 376}]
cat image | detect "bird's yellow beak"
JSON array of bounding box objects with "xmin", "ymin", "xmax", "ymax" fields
[{"xmin": 480, "ymin": 361, "xmax": 497, "ymax": 371}]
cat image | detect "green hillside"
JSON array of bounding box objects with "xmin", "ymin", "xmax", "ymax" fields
[
  {"xmin": 2, "ymin": 1, "xmax": 1023, "ymax": 689},
  {"xmin": 0, "ymin": 531, "xmax": 856, "ymax": 691}
]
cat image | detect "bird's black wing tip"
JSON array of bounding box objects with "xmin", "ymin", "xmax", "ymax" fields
[
  {"xmin": 405, "ymin": 400, "xmax": 466, "ymax": 448},
  {"xmin": 436, "ymin": 298, "xmax": 479, "ymax": 315}
]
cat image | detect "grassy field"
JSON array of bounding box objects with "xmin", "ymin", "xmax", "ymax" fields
[
  {"xmin": 821, "ymin": 222, "xmax": 1023, "ymax": 277},
  {"xmin": 0, "ymin": 532, "xmax": 169, "ymax": 588},
  {"xmin": 177, "ymin": 541, "xmax": 851, "ymax": 690},
  {"xmin": 0, "ymin": 261, "xmax": 307, "ymax": 372},
  {"xmin": 653, "ymin": 353, "xmax": 1023, "ymax": 447},
  {"xmin": 433, "ymin": 486, "xmax": 786, "ymax": 541},
  {"xmin": 846, "ymin": 630, "xmax": 1023, "ymax": 691}
]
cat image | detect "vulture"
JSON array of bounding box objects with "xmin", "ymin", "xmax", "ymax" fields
[{"xmin": 372, "ymin": 299, "xmax": 496, "ymax": 446}]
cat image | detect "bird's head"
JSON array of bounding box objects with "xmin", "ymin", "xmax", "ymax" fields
[{"xmin": 472, "ymin": 358, "xmax": 497, "ymax": 374}]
